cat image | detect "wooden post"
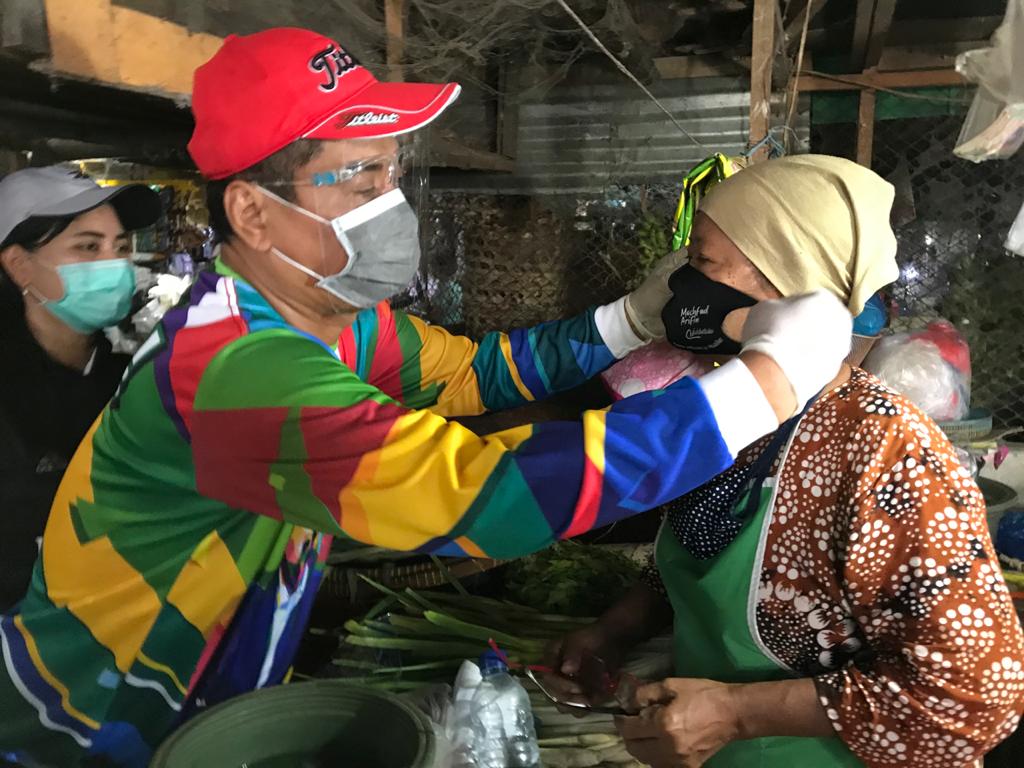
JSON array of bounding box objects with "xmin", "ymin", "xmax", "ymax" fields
[
  {"xmin": 385, "ymin": 0, "xmax": 406, "ymax": 83},
  {"xmin": 749, "ymin": 0, "xmax": 777, "ymax": 162},
  {"xmin": 495, "ymin": 60, "xmax": 518, "ymax": 159},
  {"xmin": 856, "ymin": 89, "xmax": 876, "ymax": 167}
]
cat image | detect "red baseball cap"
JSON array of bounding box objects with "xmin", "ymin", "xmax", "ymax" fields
[{"xmin": 188, "ymin": 27, "xmax": 461, "ymax": 179}]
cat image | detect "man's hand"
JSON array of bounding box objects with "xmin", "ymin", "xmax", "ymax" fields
[
  {"xmin": 740, "ymin": 290, "xmax": 852, "ymax": 416},
  {"xmin": 617, "ymin": 678, "xmax": 741, "ymax": 768},
  {"xmin": 624, "ymin": 249, "xmax": 689, "ymax": 341}
]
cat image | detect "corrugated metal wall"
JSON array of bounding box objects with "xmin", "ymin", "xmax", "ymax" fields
[{"xmin": 436, "ymin": 78, "xmax": 809, "ymax": 194}]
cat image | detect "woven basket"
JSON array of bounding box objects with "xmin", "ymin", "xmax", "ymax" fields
[
  {"xmin": 460, "ymin": 196, "xmax": 592, "ymax": 338},
  {"xmin": 938, "ymin": 407, "xmax": 994, "ymax": 444},
  {"xmin": 321, "ymin": 556, "xmax": 505, "ymax": 605}
]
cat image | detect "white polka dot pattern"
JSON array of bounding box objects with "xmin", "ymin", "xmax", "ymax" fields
[
  {"xmin": 755, "ymin": 370, "xmax": 1024, "ymax": 766},
  {"xmin": 643, "ymin": 369, "xmax": 1024, "ymax": 766}
]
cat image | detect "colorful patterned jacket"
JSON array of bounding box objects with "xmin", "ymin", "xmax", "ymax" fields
[{"xmin": 0, "ymin": 259, "xmax": 758, "ymax": 766}]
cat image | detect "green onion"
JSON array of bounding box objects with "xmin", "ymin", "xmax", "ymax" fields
[
  {"xmin": 383, "ymin": 615, "xmax": 456, "ymax": 637},
  {"xmin": 344, "ymin": 635, "xmax": 486, "ymax": 658},
  {"xmin": 422, "ymin": 611, "xmax": 541, "ymax": 654},
  {"xmin": 369, "ymin": 660, "xmax": 463, "ymax": 675},
  {"xmin": 364, "ymin": 594, "xmax": 397, "ymax": 621}
]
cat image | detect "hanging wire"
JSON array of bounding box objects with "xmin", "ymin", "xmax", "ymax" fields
[
  {"xmin": 552, "ymin": 0, "xmax": 707, "ymax": 148},
  {"xmin": 743, "ymin": 132, "xmax": 787, "ymax": 160},
  {"xmin": 783, "ymin": 0, "xmax": 813, "ymax": 153},
  {"xmin": 770, "ymin": 124, "xmax": 804, "ymax": 150}
]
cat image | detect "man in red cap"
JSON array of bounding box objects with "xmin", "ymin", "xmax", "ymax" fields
[{"xmin": 0, "ymin": 28, "xmax": 853, "ymax": 765}]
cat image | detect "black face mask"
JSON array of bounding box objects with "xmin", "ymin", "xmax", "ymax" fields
[{"xmin": 662, "ymin": 264, "xmax": 759, "ymax": 355}]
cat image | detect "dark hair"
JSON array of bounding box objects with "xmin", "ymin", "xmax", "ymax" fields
[
  {"xmin": 0, "ymin": 216, "xmax": 76, "ymax": 321},
  {"xmin": 1, "ymin": 215, "xmax": 76, "ymax": 252},
  {"xmin": 206, "ymin": 139, "xmax": 325, "ymax": 243}
]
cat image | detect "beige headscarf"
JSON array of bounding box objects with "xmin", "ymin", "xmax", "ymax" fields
[{"xmin": 699, "ymin": 154, "xmax": 898, "ymax": 315}]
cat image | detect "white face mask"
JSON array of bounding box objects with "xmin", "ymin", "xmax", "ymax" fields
[{"xmin": 259, "ymin": 186, "xmax": 421, "ymax": 309}]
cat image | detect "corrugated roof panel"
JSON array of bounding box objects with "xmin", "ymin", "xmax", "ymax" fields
[{"xmin": 434, "ymin": 82, "xmax": 809, "ymax": 194}]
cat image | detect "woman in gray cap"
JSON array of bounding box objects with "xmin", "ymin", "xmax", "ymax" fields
[{"xmin": 0, "ymin": 166, "xmax": 162, "ymax": 611}]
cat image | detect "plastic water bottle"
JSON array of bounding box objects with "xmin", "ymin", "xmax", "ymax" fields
[
  {"xmin": 469, "ymin": 651, "xmax": 540, "ymax": 768},
  {"xmin": 450, "ymin": 660, "xmax": 484, "ymax": 768}
]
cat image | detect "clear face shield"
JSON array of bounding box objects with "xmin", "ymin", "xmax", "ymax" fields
[{"xmin": 257, "ymin": 132, "xmax": 429, "ymax": 312}]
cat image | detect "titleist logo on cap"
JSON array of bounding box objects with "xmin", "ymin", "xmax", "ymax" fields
[
  {"xmin": 346, "ymin": 112, "xmax": 400, "ymax": 127},
  {"xmin": 309, "ymin": 43, "xmax": 359, "ymax": 92}
]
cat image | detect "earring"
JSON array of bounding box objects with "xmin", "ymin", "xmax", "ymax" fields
[{"xmin": 22, "ymin": 284, "xmax": 48, "ymax": 304}]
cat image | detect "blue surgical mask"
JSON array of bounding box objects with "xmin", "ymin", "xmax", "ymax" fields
[{"xmin": 39, "ymin": 259, "xmax": 136, "ymax": 333}]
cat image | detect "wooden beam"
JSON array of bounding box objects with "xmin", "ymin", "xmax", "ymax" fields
[
  {"xmin": 850, "ymin": 0, "xmax": 874, "ymax": 72},
  {"xmin": 876, "ymin": 42, "xmax": 987, "ymax": 72},
  {"xmin": 795, "ymin": 67, "xmax": 966, "ymax": 92},
  {"xmin": 1, "ymin": 0, "xmax": 49, "ymax": 58},
  {"xmin": 430, "ymin": 135, "xmax": 514, "ymax": 173},
  {"xmin": 749, "ymin": 0, "xmax": 777, "ymax": 162},
  {"xmin": 856, "ymin": 89, "xmax": 876, "ymax": 166},
  {"xmin": 850, "ymin": 0, "xmax": 897, "ymax": 72},
  {"xmin": 888, "ymin": 17, "xmax": 1003, "ymax": 47},
  {"xmin": 653, "ymin": 55, "xmax": 748, "ymax": 79},
  {"xmin": 864, "ymin": 0, "xmax": 896, "ymax": 69},
  {"xmin": 384, "ymin": 0, "xmax": 406, "ymax": 83},
  {"xmin": 180, "ymin": 1, "xmax": 206, "ymax": 34},
  {"xmin": 784, "ymin": 0, "xmax": 826, "ymax": 54},
  {"xmin": 40, "ymin": 0, "xmax": 220, "ymax": 96}
]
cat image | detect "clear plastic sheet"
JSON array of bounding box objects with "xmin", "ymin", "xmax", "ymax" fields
[{"xmin": 954, "ymin": 0, "xmax": 1024, "ymax": 162}]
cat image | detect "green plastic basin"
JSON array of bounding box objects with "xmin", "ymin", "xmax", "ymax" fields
[{"xmin": 150, "ymin": 681, "xmax": 436, "ymax": 768}]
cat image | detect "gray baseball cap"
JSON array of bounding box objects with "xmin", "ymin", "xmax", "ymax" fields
[{"xmin": 0, "ymin": 166, "xmax": 163, "ymax": 247}]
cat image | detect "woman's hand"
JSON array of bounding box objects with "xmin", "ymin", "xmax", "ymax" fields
[
  {"xmin": 542, "ymin": 583, "xmax": 672, "ymax": 705},
  {"xmin": 543, "ymin": 622, "xmax": 628, "ymax": 704},
  {"xmin": 617, "ymin": 676, "xmax": 835, "ymax": 767},
  {"xmin": 617, "ymin": 678, "xmax": 741, "ymax": 768}
]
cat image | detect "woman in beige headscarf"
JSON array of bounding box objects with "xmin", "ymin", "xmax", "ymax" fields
[{"xmin": 548, "ymin": 155, "xmax": 1024, "ymax": 768}]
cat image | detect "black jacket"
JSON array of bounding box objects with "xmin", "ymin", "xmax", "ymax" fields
[{"xmin": 0, "ymin": 282, "xmax": 129, "ymax": 611}]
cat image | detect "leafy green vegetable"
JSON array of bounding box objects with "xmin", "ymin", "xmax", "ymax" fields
[
  {"xmin": 630, "ymin": 213, "xmax": 672, "ymax": 291},
  {"xmin": 504, "ymin": 542, "xmax": 642, "ymax": 617}
]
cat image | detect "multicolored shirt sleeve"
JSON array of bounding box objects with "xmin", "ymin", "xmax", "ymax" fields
[
  {"xmin": 0, "ymin": 268, "xmax": 759, "ymax": 767},
  {"xmin": 191, "ymin": 322, "xmax": 733, "ymax": 558},
  {"xmin": 335, "ymin": 298, "xmax": 645, "ymax": 418}
]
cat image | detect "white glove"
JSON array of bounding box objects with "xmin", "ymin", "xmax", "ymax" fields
[
  {"xmin": 623, "ymin": 249, "xmax": 689, "ymax": 341},
  {"xmin": 740, "ymin": 291, "xmax": 852, "ymax": 413}
]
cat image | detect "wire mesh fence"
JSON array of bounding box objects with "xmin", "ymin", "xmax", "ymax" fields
[
  {"xmin": 403, "ymin": 110, "xmax": 1024, "ymax": 430},
  {"xmin": 404, "ymin": 186, "xmax": 680, "ymax": 338},
  {"xmin": 816, "ymin": 113, "xmax": 1024, "ymax": 429}
]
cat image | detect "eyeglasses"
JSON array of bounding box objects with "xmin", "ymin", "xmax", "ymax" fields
[{"xmin": 309, "ymin": 149, "xmax": 412, "ymax": 189}]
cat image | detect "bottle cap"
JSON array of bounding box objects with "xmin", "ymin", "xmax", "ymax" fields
[{"xmin": 478, "ymin": 650, "xmax": 508, "ymax": 676}]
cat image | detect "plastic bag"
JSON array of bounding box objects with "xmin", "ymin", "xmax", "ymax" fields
[
  {"xmin": 863, "ymin": 320, "xmax": 972, "ymax": 423},
  {"xmin": 131, "ymin": 273, "xmax": 193, "ymax": 338},
  {"xmin": 996, "ymin": 509, "xmax": 1024, "ymax": 562},
  {"xmin": 406, "ymin": 683, "xmax": 454, "ymax": 768},
  {"xmin": 600, "ymin": 340, "xmax": 711, "ymax": 400},
  {"xmin": 954, "ymin": 0, "xmax": 1024, "ymax": 162},
  {"xmin": 1005, "ymin": 199, "xmax": 1024, "ymax": 255}
]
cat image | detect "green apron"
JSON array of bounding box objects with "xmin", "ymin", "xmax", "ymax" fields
[{"xmin": 655, "ymin": 427, "xmax": 863, "ymax": 767}]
